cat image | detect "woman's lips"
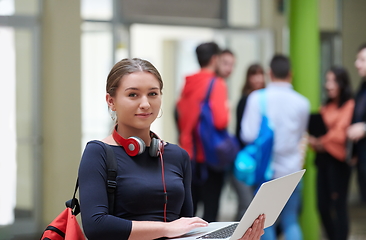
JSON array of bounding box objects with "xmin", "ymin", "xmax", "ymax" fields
[{"xmin": 135, "ymin": 113, "xmax": 152, "ymax": 118}]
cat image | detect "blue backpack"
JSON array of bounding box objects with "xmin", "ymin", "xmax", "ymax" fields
[
  {"xmin": 234, "ymin": 89, "xmax": 274, "ymax": 186},
  {"xmin": 197, "ymin": 78, "xmax": 240, "ymax": 171}
]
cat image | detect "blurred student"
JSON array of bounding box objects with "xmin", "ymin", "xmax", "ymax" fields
[
  {"xmin": 232, "ymin": 64, "xmax": 265, "ymax": 221},
  {"xmin": 241, "ymin": 55, "xmax": 310, "ymax": 240},
  {"xmin": 176, "ymin": 42, "xmax": 230, "ymax": 222},
  {"xmin": 236, "ymin": 64, "xmax": 266, "ymax": 148},
  {"xmin": 347, "ymin": 43, "xmax": 366, "ymax": 204},
  {"xmin": 216, "ymin": 49, "xmax": 236, "ymax": 79},
  {"xmin": 309, "ymin": 66, "xmax": 354, "ymax": 240}
]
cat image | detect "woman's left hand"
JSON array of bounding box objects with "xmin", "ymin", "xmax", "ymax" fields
[{"xmin": 237, "ymin": 214, "xmax": 265, "ymax": 240}]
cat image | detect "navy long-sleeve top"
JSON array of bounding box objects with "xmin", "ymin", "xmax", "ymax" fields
[{"xmin": 78, "ymin": 140, "xmax": 193, "ymax": 240}]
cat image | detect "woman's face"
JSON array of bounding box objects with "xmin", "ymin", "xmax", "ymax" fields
[
  {"xmin": 355, "ymin": 48, "xmax": 366, "ymax": 77},
  {"xmin": 108, "ymin": 71, "xmax": 162, "ymax": 131},
  {"xmin": 249, "ymin": 73, "xmax": 265, "ymax": 91},
  {"xmin": 325, "ymin": 71, "xmax": 340, "ymax": 100}
]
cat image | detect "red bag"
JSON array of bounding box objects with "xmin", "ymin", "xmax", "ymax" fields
[
  {"xmin": 40, "ymin": 185, "xmax": 86, "ymax": 240},
  {"xmin": 41, "ymin": 142, "xmax": 117, "ymax": 240}
]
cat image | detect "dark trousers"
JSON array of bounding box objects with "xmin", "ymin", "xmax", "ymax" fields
[
  {"xmin": 316, "ymin": 153, "xmax": 351, "ymax": 240},
  {"xmin": 191, "ymin": 163, "xmax": 226, "ymax": 222},
  {"xmin": 356, "ymin": 141, "xmax": 366, "ymax": 203}
]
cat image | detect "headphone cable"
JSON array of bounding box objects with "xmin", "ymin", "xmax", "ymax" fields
[{"xmin": 159, "ymin": 153, "xmax": 167, "ymax": 222}]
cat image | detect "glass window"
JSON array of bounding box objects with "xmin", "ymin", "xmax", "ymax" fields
[
  {"xmin": 0, "ymin": 0, "xmax": 14, "ymax": 15},
  {"xmin": 0, "ymin": 25, "xmax": 40, "ymax": 237},
  {"xmin": 14, "ymin": 28, "xmax": 35, "ymax": 219},
  {"xmin": 0, "ymin": 27, "xmax": 17, "ymax": 226},
  {"xmin": 0, "ymin": 0, "xmax": 39, "ymax": 16},
  {"xmin": 81, "ymin": 22, "xmax": 114, "ymax": 148},
  {"xmin": 81, "ymin": 0, "xmax": 113, "ymax": 20}
]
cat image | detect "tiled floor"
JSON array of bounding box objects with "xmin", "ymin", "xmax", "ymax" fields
[{"xmin": 347, "ymin": 202, "xmax": 366, "ymax": 240}]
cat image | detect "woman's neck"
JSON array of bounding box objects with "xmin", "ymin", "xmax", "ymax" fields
[
  {"xmin": 330, "ymin": 96, "xmax": 340, "ymax": 105},
  {"xmin": 116, "ymin": 124, "xmax": 152, "ymax": 146}
]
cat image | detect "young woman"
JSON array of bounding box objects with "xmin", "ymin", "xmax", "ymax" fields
[
  {"xmin": 308, "ymin": 66, "xmax": 354, "ymax": 240},
  {"xmin": 78, "ymin": 58, "xmax": 265, "ymax": 240},
  {"xmin": 235, "ymin": 64, "xmax": 265, "ymax": 147},
  {"xmin": 231, "ymin": 64, "xmax": 265, "ymax": 221}
]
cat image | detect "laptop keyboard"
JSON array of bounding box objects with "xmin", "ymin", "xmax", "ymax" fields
[{"xmin": 197, "ymin": 223, "xmax": 239, "ymax": 239}]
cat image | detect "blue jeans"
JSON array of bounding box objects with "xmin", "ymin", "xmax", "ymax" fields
[{"xmin": 261, "ymin": 183, "xmax": 303, "ymax": 240}]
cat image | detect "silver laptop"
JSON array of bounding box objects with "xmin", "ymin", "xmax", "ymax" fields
[{"xmin": 171, "ymin": 169, "xmax": 306, "ymax": 240}]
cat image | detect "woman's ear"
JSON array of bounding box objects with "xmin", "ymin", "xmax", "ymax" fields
[{"xmin": 106, "ymin": 93, "xmax": 116, "ymax": 111}]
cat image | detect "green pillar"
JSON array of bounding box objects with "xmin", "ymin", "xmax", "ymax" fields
[{"xmin": 288, "ymin": 1, "xmax": 321, "ymax": 240}]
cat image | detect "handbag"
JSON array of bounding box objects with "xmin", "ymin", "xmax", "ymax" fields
[
  {"xmin": 40, "ymin": 141, "xmax": 117, "ymax": 240},
  {"xmin": 234, "ymin": 89, "xmax": 274, "ymax": 186},
  {"xmin": 197, "ymin": 78, "xmax": 240, "ymax": 171}
]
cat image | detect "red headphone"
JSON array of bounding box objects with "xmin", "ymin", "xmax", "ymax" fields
[
  {"xmin": 112, "ymin": 124, "xmax": 168, "ymax": 221},
  {"xmin": 112, "ymin": 125, "xmax": 164, "ymax": 157}
]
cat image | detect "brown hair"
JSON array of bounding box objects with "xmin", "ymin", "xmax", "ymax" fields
[
  {"xmin": 106, "ymin": 58, "xmax": 163, "ymax": 97},
  {"xmin": 241, "ymin": 64, "xmax": 264, "ymax": 95},
  {"xmin": 358, "ymin": 43, "xmax": 366, "ymax": 53}
]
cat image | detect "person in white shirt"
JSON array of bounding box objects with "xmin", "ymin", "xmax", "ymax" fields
[{"xmin": 241, "ymin": 55, "xmax": 310, "ymax": 240}]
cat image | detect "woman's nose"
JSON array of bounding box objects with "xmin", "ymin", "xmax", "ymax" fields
[{"xmin": 139, "ymin": 96, "xmax": 150, "ymax": 109}]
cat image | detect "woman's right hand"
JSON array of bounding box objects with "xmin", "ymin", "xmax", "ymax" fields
[{"xmin": 164, "ymin": 217, "xmax": 209, "ymax": 238}]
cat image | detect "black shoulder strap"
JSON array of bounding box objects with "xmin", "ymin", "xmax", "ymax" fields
[
  {"xmin": 67, "ymin": 141, "xmax": 118, "ymax": 216},
  {"xmin": 102, "ymin": 142, "xmax": 118, "ymax": 215},
  {"xmin": 65, "ymin": 180, "xmax": 81, "ymax": 215}
]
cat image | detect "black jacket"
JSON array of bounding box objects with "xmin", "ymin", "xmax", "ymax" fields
[{"xmin": 352, "ymin": 79, "xmax": 366, "ymax": 156}]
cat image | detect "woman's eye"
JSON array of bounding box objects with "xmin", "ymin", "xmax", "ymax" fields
[
  {"xmin": 128, "ymin": 93, "xmax": 137, "ymax": 97},
  {"xmin": 149, "ymin": 92, "xmax": 158, "ymax": 96}
]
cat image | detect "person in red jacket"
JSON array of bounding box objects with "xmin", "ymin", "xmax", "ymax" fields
[{"xmin": 176, "ymin": 42, "xmax": 230, "ymax": 222}]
